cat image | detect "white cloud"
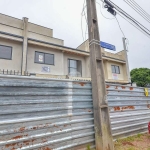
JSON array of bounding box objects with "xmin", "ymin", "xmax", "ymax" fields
[{"xmin": 0, "ymin": 0, "xmax": 150, "ymax": 70}]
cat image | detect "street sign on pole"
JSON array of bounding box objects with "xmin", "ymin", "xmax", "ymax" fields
[{"xmin": 100, "ymin": 41, "xmax": 116, "ymax": 51}]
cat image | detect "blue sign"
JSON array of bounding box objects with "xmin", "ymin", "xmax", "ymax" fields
[{"xmin": 100, "ymin": 41, "xmax": 116, "ymax": 51}]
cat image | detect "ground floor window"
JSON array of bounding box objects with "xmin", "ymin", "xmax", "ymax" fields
[
  {"xmin": 111, "ymin": 65, "xmax": 120, "ymax": 74},
  {"xmin": 68, "ymin": 59, "xmax": 82, "ymax": 77}
]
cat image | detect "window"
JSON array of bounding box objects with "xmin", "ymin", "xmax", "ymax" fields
[
  {"xmin": 35, "ymin": 51, "xmax": 54, "ymax": 65},
  {"xmin": 0, "ymin": 45, "xmax": 12, "ymax": 60},
  {"xmin": 68, "ymin": 59, "xmax": 82, "ymax": 77},
  {"xmin": 111, "ymin": 65, "xmax": 120, "ymax": 74}
]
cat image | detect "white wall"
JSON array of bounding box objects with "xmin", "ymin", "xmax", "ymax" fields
[
  {"xmin": 63, "ymin": 53, "xmax": 86, "ymax": 77},
  {"xmin": 106, "ymin": 61, "xmax": 126, "ymax": 81},
  {"xmin": 27, "ymin": 44, "xmax": 64, "ymax": 75},
  {"xmin": 0, "ymin": 38, "xmax": 22, "ymax": 72}
]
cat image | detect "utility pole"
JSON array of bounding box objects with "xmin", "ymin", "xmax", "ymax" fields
[
  {"xmin": 86, "ymin": 0, "xmax": 114, "ymax": 149},
  {"xmin": 122, "ymin": 37, "xmax": 131, "ymax": 83}
]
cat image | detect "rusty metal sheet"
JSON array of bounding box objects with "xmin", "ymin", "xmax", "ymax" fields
[
  {"xmin": 1, "ymin": 75, "xmax": 150, "ymax": 149},
  {"xmin": 0, "ymin": 76, "xmax": 95, "ymax": 150},
  {"xmin": 106, "ymin": 84, "xmax": 150, "ymax": 140}
]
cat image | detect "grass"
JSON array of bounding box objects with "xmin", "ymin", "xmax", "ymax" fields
[
  {"xmin": 114, "ymin": 133, "xmax": 150, "ymax": 150},
  {"xmin": 86, "ymin": 134, "xmax": 150, "ymax": 150}
]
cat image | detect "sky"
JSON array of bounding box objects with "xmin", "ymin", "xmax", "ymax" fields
[{"xmin": 0, "ymin": 0, "xmax": 150, "ymax": 70}]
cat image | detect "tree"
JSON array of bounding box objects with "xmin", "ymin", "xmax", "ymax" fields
[{"xmin": 130, "ymin": 68, "xmax": 150, "ymax": 87}]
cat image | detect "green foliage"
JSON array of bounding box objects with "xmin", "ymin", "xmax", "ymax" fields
[
  {"xmin": 130, "ymin": 68, "xmax": 150, "ymax": 87},
  {"xmin": 87, "ymin": 145, "xmax": 91, "ymax": 150}
]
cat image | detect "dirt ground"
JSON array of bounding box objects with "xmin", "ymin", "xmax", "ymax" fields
[{"xmin": 114, "ymin": 133, "xmax": 150, "ymax": 150}]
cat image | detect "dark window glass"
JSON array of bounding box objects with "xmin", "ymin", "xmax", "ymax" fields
[
  {"xmin": 69, "ymin": 60, "xmax": 77, "ymax": 68},
  {"xmin": 115, "ymin": 66, "xmax": 120, "ymax": 74},
  {"xmin": 111, "ymin": 65, "xmax": 115, "ymax": 73},
  {"xmin": 35, "ymin": 52, "xmax": 54, "ymax": 65},
  {"xmin": 45, "ymin": 53, "xmax": 54, "ymax": 65},
  {"xmin": 111, "ymin": 65, "xmax": 120, "ymax": 74},
  {"xmin": 0, "ymin": 45, "xmax": 12, "ymax": 60},
  {"xmin": 68, "ymin": 59, "xmax": 82, "ymax": 77},
  {"xmin": 35, "ymin": 52, "xmax": 44, "ymax": 63}
]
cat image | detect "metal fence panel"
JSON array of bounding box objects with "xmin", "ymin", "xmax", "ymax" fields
[
  {"xmin": 107, "ymin": 84, "xmax": 150, "ymax": 140},
  {"xmin": 1, "ymin": 75, "xmax": 150, "ymax": 149},
  {"xmin": 0, "ymin": 76, "xmax": 95, "ymax": 150}
]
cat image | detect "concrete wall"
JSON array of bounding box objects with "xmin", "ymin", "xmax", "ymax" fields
[
  {"xmin": 0, "ymin": 13, "xmax": 63, "ymax": 46},
  {"xmin": 27, "ymin": 44, "xmax": 64, "ymax": 75},
  {"xmin": 0, "ymin": 38, "xmax": 22, "ymax": 72},
  {"xmin": 77, "ymin": 40, "xmax": 89, "ymax": 52},
  {"xmin": 85, "ymin": 57, "xmax": 90, "ymax": 78},
  {"xmin": 28, "ymin": 22, "xmax": 53, "ymax": 37},
  {"xmin": 27, "ymin": 45, "xmax": 88, "ymax": 78},
  {"xmin": 63, "ymin": 53, "xmax": 86, "ymax": 77},
  {"xmin": 0, "ymin": 13, "xmax": 23, "ymax": 29},
  {"xmin": 28, "ymin": 32, "xmax": 63, "ymax": 45},
  {"xmin": 77, "ymin": 40, "xmax": 126, "ymax": 61},
  {"xmin": 0, "ymin": 13, "xmax": 129, "ymax": 83},
  {"xmin": 106, "ymin": 61, "xmax": 127, "ymax": 82},
  {"xmin": 0, "ymin": 14, "xmax": 23, "ymax": 37}
]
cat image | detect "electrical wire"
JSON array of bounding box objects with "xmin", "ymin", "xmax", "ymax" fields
[
  {"xmin": 118, "ymin": 9, "xmax": 150, "ymax": 35},
  {"xmin": 127, "ymin": 0, "xmax": 150, "ymax": 20},
  {"xmin": 82, "ymin": 3, "xmax": 88, "ymax": 40},
  {"xmin": 117, "ymin": 11, "xmax": 150, "ymax": 39},
  {"xmin": 130, "ymin": 0, "xmax": 150, "ymax": 18},
  {"xmin": 96, "ymin": 2, "xmax": 115, "ymax": 20},
  {"xmin": 108, "ymin": 0, "xmax": 150, "ymax": 35},
  {"xmin": 98, "ymin": 1, "xmax": 149, "ymax": 37},
  {"xmin": 124, "ymin": 0, "xmax": 150, "ymax": 23},
  {"xmin": 97, "ymin": 1, "xmax": 126, "ymax": 38},
  {"xmin": 81, "ymin": 0, "xmax": 86, "ymax": 42},
  {"xmin": 115, "ymin": 16, "xmax": 126, "ymax": 38}
]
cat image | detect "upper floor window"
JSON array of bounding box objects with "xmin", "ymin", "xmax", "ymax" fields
[
  {"xmin": 111, "ymin": 65, "xmax": 120, "ymax": 74},
  {"xmin": 35, "ymin": 51, "xmax": 54, "ymax": 65},
  {"xmin": 68, "ymin": 59, "xmax": 82, "ymax": 77},
  {"xmin": 0, "ymin": 45, "xmax": 12, "ymax": 60}
]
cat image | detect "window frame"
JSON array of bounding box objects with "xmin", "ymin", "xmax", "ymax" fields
[
  {"xmin": 68, "ymin": 59, "xmax": 82, "ymax": 77},
  {"xmin": 34, "ymin": 51, "xmax": 54, "ymax": 65},
  {"xmin": 0, "ymin": 45, "xmax": 12, "ymax": 60},
  {"xmin": 111, "ymin": 65, "xmax": 120, "ymax": 74}
]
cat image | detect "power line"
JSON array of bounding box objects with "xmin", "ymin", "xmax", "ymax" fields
[
  {"xmin": 117, "ymin": 11, "xmax": 150, "ymax": 39},
  {"xmin": 115, "ymin": 16, "xmax": 126, "ymax": 38},
  {"xmin": 81, "ymin": 0, "xmax": 87, "ymax": 42},
  {"xmin": 107, "ymin": 0, "xmax": 150, "ymax": 35},
  {"xmin": 82, "ymin": 3, "xmax": 88, "ymax": 40},
  {"xmin": 118, "ymin": 9, "xmax": 150, "ymax": 35},
  {"xmin": 97, "ymin": 1, "xmax": 126, "ymax": 39},
  {"xmin": 124, "ymin": 0, "xmax": 150, "ymax": 23},
  {"xmin": 118, "ymin": 10, "xmax": 150, "ymax": 36},
  {"xmin": 130, "ymin": 0, "xmax": 150, "ymax": 18}
]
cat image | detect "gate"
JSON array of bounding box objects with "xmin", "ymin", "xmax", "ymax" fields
[{"xmin": 0, "ymin": 76, "xmax": 95, "ymax": 150}]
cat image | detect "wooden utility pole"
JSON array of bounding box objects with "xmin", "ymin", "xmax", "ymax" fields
[{"xmin": 86, "ymin": 0, "xmax": 114, "ymax": 149}]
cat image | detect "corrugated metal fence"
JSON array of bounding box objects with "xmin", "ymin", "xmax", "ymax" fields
[
  {"xmin": 0, "ymin": 76, "xmax": 150, "ymax": 149},
  {"xmin": 107, "ymin": 84, "xmax": 150, "ymax": 140},
  {"xmin": 0, "ymin": 76, "xmax": 95, "ymax": 150}
]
